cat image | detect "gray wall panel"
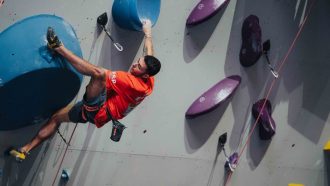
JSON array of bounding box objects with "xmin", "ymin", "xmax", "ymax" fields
[{"xmin": 0, "ymin": 0, "xmax": 329, "ymax": 185}]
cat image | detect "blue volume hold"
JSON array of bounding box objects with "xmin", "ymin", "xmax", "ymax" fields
[
  {"xmin": 112, "ymin": 0, "xmax": 161, "ymax": 31},
  {"xmin": 0, "ymin": 14, "xmax": 83, "ymax": 130}
]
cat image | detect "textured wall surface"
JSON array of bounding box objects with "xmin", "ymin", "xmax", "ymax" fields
[{"xmin": 0, "ymin": 0, "xmax": 329, "ymax": 185}]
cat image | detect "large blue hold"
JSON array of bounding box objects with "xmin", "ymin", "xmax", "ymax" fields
[
  {"xmin": 112, "ymin": 0, "xmax": 161, "ymax": 31},
  {"xmin": 0, "ymin": 14, "xmax": 83, "ymax": 130}
]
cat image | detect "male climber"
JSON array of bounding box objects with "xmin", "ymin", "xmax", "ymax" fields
[{"xmin": 9, "ymin": 20, "xmax": 161, "ymax": 162}]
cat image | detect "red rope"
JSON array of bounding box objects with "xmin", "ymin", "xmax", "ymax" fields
[
  {"xmin": 49, "ymin": 36, "xmax": 99, "ymax": 185},
  {"xmin": 52, "ymin": 123, "xmax": 78, "ymax": 186},
  {"xmin": 224, "ymin": 0, "xmax": 317, "ymax": 185}
]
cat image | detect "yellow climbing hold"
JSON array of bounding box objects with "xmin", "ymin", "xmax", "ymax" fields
[
  {"xmin": 288, "ymin": 184, "xmax": 304, "ymax": 186},
  {"xmin": 324, "ymin": 140, "xmax": 330, "ymax": 151}
]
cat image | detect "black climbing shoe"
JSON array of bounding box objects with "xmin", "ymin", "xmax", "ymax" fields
[{"xmin": 47, "ymin": 27, "xmax": 62, "ymax": 49}]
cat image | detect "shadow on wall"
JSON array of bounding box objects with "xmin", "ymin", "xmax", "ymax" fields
[
  {"xmin": 183, "ymin": 3, "xmax": 229, "ymax": 63},
  {"xmin": 228, "ymin": 99, "xmax": 251, "ymax": 152},
  {"xmin": 283, "ymin": 0, "xmax": 330, "ymax": 144},
  {"xmin": 222, "ymin": 0, "xmax": 276, "ymax": 157},
  {"xmin": 97, "ymin": 11, "xmax": 144, "ymax": 71},
  {"xmin": 27, "ymin": 137, "xmax": 57, "ymax": 186},
  {"xmin": 0, "ymin": 122, "xmax": 51, "ymax": 186},
  {"xmin": 247, "ymin": 122, "xmax": 271, "ymax": 170},
  {"xmin": 206, "ymin": 142, "xmax": 228, "ymax": 186},
  {"xmin": 65, "ymin": 125, "xmax": 100, "ymax": 186},
  {"xmin": 324, "ymin": 152, "xmax": 330, "ymax": 186},
  {"xmin": 85, "ymin": 18, "xmax": 103, "ymax": 64},
  {"xmin": 184, "ymin": 97, "xmax": 232, "ymax": 154},
  {"xmin": 224, "ymin": 0, "xmax": 329, "ymax": 147},
  {"xmin": 221, "ymin": 0, "xmax": 314, "ymax": 170}
]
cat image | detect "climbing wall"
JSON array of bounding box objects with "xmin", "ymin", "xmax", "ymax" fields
[{"xmin": 0, "ymin": 0, "xmax": 329, "ymax": 185}]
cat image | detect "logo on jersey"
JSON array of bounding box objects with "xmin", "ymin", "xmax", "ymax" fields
[{"xmin": 110, "ymin": 72, "xmax": 117, "ymax": 84}]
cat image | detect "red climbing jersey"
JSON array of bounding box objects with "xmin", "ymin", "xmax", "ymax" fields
[{"xmin": 94, "ymin": 70, "xmax": 154, "ymax": 128}]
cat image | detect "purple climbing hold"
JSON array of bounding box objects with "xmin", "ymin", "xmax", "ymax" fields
[
  {"xmin": 252, "ymin": 99, "xmax": 276, "ymax": 140},
  {"xmin": 239, "ymin": 15, "xmax": 262, "ymax": 67},
  {"xmin": 185, "ymin": 75, "xmax": 241, "ymax": 118},
  {"xmin": 225, "ymin": 152, "xmax": 238, "ymax": 172},
  {"xmin": 186, "ymin": 0, "xmax": 230, "ymax": 26}
]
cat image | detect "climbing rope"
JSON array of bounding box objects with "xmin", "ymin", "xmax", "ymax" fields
[
  {"xmin": 51, "ymin": 31, "xmax": 101, "ymax": 185},
  {"xmin": 52, "ymin": 123, "xmax": 78, "ymax": 186},
  {"xmin": 56, "ymin": 128, "xmax": 70, "ymax": 146},
  {"xmin": 224, "ymin": 0, "xmax": 318, "ymax": 185}
]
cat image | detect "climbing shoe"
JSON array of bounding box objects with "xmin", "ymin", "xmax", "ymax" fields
[
  {"xmin": 47, "ymin": 27, "xmax": 62, "ymax": 49},
  {"xmin": 7, "ymin": 147, "xmax": 28, "ymax": 162}
]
